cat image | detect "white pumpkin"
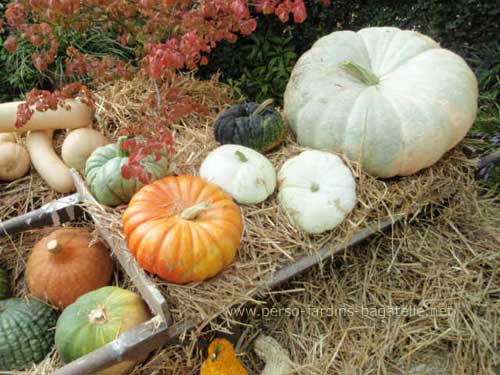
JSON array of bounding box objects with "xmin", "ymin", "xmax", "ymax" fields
[
  {"xmin": 61, "ymin": 128, "xmax": 109, "ymax": 171},
  {"xmin": 200, "ymin": 144, "xmax": 276, "ymax": 204},
  {"xmin": 0, "ymin": 142, "xmax": 31, "ymax": 181},
  {"xmin": 284, "ymin": 27, "xmax": 478, "ymax": 178},
  {"xmin": 278, "ymin": 150, "xmax": 356, "ymax": 234}
]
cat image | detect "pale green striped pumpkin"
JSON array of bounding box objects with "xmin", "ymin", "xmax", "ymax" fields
[
  {"xmin": 55, "ymin": 286, "xmax": 151, "ymax": 375},
  {"xmin": 85, "ymin": 137, "xmax": 171, "ymax": 206}
]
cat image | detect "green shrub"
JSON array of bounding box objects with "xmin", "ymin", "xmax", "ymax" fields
[
  {"xmin": 201, "ymin": 0, "xmax": 500, "ymax": 187},
  {"xmin": 0, "ymin": 2, "xmax": 133, "ymax": 101},
  {"xmin": 202, "ymin": 0, "xmax": 499, "ymax": 103}
]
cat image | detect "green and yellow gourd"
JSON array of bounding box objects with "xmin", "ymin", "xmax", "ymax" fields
[
  {"xmin": 55, "ymin": 286, "xmax": 151, "ymax": 375},
  {"xmin": 214, "ymin": 99, "xmax": 287, "ymax": 153},
  {"xmin": 0, "ymin": 298, "xmax": 57, "ymax": 370},
  {"xmin": 0, "ymin": 268, "xmax": 9, "ymax": 300},
  {"xmin": 85, "ymin": 137, "xmax": 171, "ymax": 206}
]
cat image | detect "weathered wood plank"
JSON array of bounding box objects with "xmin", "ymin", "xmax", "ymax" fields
[
  {"xmin": 0, "ymin": 193, "xmax": 83, "ymax": 237},
  {"xmin": 263, "ymin": 214, "xmax": 403, "ymax": 290},
  {"xmin": 70, "ymin": 169, "xmax": 172, "ymax": 325},
  {"xmin": 53, "ymin": 318, "xmax": 195, "ymax": 375}
]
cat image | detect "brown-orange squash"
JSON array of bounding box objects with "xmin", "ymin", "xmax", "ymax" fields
[
  {"xmin": 123, "ymin": 175, "xmax": 244, "ymax": 284},
  {"xmin": 26, "ymin": 227, "xmax": 113, "ymax": 308}
]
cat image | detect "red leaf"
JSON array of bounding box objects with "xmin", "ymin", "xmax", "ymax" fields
[
  {"xmin": 292, "ymin": 0, "xmax": 307, "ymax": 23},
  {"xmin": 231, "ymin": 0, "xmax": 250, "ymax": 19}
]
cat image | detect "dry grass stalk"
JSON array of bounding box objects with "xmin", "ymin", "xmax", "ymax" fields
[{"xmin": 1, "ymin": 73, "xmax": 496, "ymax": 374}]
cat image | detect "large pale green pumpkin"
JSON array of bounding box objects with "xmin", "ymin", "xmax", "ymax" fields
[
  {"xmin": 55, "ymin": 286, "xmax": 151, "ymax": 375},
  {"xmin": 85, "ymin": 137, "xmax": 171, "ymax": 206},
  {"xmin": 0, "ymin": 298, "xmax": 57, "ymax": 370},
  {"xmin": 284, "ymin": 27, "xmax": 478, "ymax": 178}
]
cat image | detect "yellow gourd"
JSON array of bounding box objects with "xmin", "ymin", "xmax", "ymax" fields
[{"xmin": 200, "ymin": 338, "xmax": 248, "ymax": 375}]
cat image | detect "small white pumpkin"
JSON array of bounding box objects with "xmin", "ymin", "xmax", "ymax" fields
[
  {"xmin": 278, "ymin": 150, "xmax": 356, "ymax": 234},
  {"xmin": 62, "ymin": 128, "xmax": 110, "ymax": 171},
  {"xmin": 284, "ymin": 27, "xmax": 478, "ymax": 177},
  {"xmin": 0, "ymin": 142, "xmax": 31, "ymax": 181},
  {"xmin": 200, "ymin": 144, "xmax": 276, "ymax": 205}
]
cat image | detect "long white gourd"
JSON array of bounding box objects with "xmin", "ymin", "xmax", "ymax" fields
[
  {"xmin": 0, "ymin": 100, "xmax": 93, "ymax": 133},
  {"xmin": 26, "ymin": 130, "xmax": 75, "ymax": 193},
  {"xmin": 0, "ymin": 133, "xmax": 16, "ymax": 143}
]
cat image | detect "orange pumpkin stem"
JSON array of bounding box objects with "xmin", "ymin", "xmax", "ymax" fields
[
  {"xmin": 180, "ymin": 203, "xmax": 211, "ymax": 220},
  {"xmin": 46, "ymin": 239, "xmax": 62, "ymax": 254}
]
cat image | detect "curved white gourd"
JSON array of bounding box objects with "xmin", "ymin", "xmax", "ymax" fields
[
  {"xmin": 26, "ymin": 130, "xmax": 75, "ymax": 193},
  {"xmin": 278, "ymin": 150, "xmax": 356, "ymax": 234},
  {"xmin": 284, "ymin": 27, "xmax": 478, "ymax": 177}
]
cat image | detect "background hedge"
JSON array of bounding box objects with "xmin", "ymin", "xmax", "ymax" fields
[{"xmin": 200, "ymin": 0, "xmax": 499, "ymax": 103}]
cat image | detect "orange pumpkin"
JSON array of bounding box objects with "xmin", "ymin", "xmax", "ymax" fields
[
  {"xmin": 26, "ymin": 227, "xmax": 114, "ymax": 308},
  {"xmin": 123, "ymin": 175, "xmax": 244, "ymax": 284}
]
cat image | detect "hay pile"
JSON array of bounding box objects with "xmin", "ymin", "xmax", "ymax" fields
[
  {"xmin": 92, "ymin": 74, "xmax": 476, "ymax": 327},
  {"xmin": 0, "ymin": 73, "xmax": 496, "ymax": 374},
  {"xmin": 133, "ymin": 174, "xmax": 500, "ymax": 374}
]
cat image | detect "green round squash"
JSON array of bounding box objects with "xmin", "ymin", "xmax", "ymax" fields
[
  {"xmin": 214, "ymin": 99, "xmax": 287, "ymax": 153},
  {"xmin": 55, "ymin": 286, "xmax": 151, "ymax": 375},
  {"xmin": 0, "ymin": 298, "xmax": 57, "ymax": 370},
  {"xmin": 0, "ymin": 268, "xmax": 9, "ymax": 300},
  {"xmin": 85, "ymin": 137, "xmax": 171, "ymax": 206}
]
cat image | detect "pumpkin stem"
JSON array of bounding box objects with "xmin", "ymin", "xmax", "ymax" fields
[
  {"xmin": 180, "ymin": 203, "xmax": 212, "ymax": 220},
  {"xmin": 211, "ymin": 344, "xmax": 223, "ymax": 361},
  {"xmin": 252, "ymin": 98, "xmax": 274, "ymax": 116},
  {"xmin": 88, "ymin": 307, "xmax": 108, "ymax": 324},
  {"xmin": 235, "ymin": 150, "xmax": 248, "ymax": 163},
  {"xmin": 342, "ymin": 61, "xmax": 379, "ymax": 86},
  {"xmin": 310, "ymin": 182, "xmax": 320, "ymax": 192},
  {"xmin": 46, "ymin": 239, "xmax": 62, "ymax": 254}
]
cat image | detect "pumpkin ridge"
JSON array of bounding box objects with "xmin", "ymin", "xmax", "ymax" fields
[
  {"xmin": 134, "ymin": 218, "xmax": 179, "ymax": 270},
  {"xmin": 193, "ymin": 226, "xmax": 228, "ymax": 276},
  {"xmin": 9, "ymin": 307, "xmax": 38, "ymax": 364},
  {"xmin": 379, "ymin": 46, "xmax": 440, "ymax": 79},
  {"xmin": 195, "ymin": 222, "xmax": 234, "ymax": 267},
  {"xmin": 377, "ymin": 90, "xmax": 407, "ymax": 175},
  {"xmin": 0, "ymin": 310, "xmax": 22, "ymax": 366}
]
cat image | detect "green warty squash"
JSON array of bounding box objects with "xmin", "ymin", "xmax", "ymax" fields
[
  {"xmin": 85, "ymin": 137, "xmax": 171, "ymax": 206},
  {"xmin": 55, "ymin": 286, "xmax": 151, "ymax": 375},
  {"xmin": 214, "ymin": 99, "xmax": 287, "ymax": 153},
  {"xmin": 0, "ymin": 298, "xmax": 57, "ymax": 370}
]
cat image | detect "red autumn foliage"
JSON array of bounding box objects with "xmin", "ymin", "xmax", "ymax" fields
[{"xmin": 3, "ymin": 0, "xmax": 319, "ymax": 182}]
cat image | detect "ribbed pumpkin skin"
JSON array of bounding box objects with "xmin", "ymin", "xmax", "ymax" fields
[
  {"xmin": 284, "ymin": 27, "xmax": 478, "ymax": 177},
  {"xmin": 215, "ymin": 102, "xmax": 287, "ymax": 153},
  {"xmin": 26, "ymin": 227, "xmax": 114, "ymax": 308},
  {"xmin": 85, "ymin": 138, "xmax": 170, "ymax": 206},
  {"xmin": 0, "ymin": 269, "xmax": 9, "ymax": 300},
  {"xmin": 55, "ymin": 286, "xmax": 151, "ymax": 375},
  {"xmin": 0, "ymin": 298, "xmax": 57, "ymax": 370},
  {"xmin": 123, "ymin": 175, "xmax": 244, "ymax": 284}
]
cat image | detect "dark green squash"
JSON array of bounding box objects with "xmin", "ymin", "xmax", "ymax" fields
[
  {"xmin": 214, "ymin": 99, "xmax": 287, "ymax": 153},
  {"xmin": 0, "ymin": 298, "xmax": 57, "ymax": 370},
  {"xmin": 0, "ymin": 269, "xmax": 9, "ymax": 300}
]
